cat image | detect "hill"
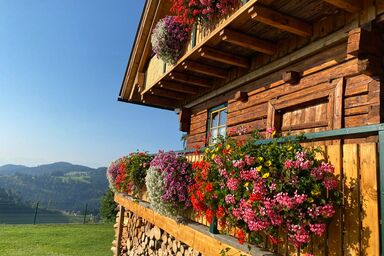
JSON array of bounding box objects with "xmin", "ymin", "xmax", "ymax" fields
[{"xmin": 0, "ymin": 162, "xmax": 108, "ymax": 214}]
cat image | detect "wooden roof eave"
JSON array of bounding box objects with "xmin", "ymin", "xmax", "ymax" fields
[
  {"xmin": 119, "ymin": 0, "xmax": 162, "ymax": 101},
  {"xmin": 140, "ymin": 0, "xmax": 260, "ymax": 97}
]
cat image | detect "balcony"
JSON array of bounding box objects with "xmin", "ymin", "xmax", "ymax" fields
[{"xmin": 139, "ymin": 0, "xmax": 351, "ymax": 109}]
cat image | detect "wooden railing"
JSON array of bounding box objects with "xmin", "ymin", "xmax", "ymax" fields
[{"xmin": 115, "ymin": 124, "xmax": 384, "ymax": 255}]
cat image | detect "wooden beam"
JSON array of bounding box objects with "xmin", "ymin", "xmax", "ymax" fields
[
  {"xmin": 141, "ymin": 94, "xmax": 179, "ymax": 107},
  {"xmin": 282, "ymin": 71, "xmax": 301, "ymax": 84},
  {"xmin": 182, "ymin": 61, "xmax": 228, "ymax": 79},
  {"xmin": 149, "ymin": 88, "xmax": 186, "ymax": 100},
  {"xmin": 169, "ymin": 72, "xmax": 211, "ymax": 88},
  {"xmin": 198, "ymin": 47, "xmax": 250, "ymax": 68},
  {"xmin": 249, "ymin": 4, "xmax": 312, "ymax": 37},
  {"xmin": 219, "ymin": 28, "xmax": 275, "ymax": 55},
  {"xmin": 178, "ymin": 108, "xmax": 191, "ymax": 133},
  {"xmin": 159, "ymin": 81, "xmax": 198, "ymax": 94},
  {"xmin": 323, "ymin": 0, "xmax": 361, "ymax": 13}
]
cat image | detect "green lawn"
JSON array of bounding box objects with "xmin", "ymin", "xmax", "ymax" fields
[{"xmin": 0, "ymin": 224, "xmax": 114, "ymax": 256}]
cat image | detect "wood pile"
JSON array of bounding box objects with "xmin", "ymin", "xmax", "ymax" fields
[{"xmin": 112, "ymin": 210, "xmax": 201, "ymax": 256}]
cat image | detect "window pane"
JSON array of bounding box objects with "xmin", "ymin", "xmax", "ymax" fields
[
  {"xmin": 211, "ymin": 112, "xmax": 219, "ymax": 128},
  {"xmin": 210, "ymin": 128, "xmax": 218, "ymax": 144},
  {"xmin": 219, "ymin": 110, "xmax": 227, "ymax": 126},
  {"xmin": 219, "ymin": 127, "xmax": 226, "ymax": 137}
]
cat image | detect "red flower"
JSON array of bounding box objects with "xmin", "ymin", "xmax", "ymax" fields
[
  {"xmin": 205, "ymin": 182, "xmax": 213, "ymax": 192},
  {"xmin": 235, "ymin": 229, "xmax": 246, "ymax": 244},
  {"xmin": 249, "ymin": 193, "xmax": 262, "ymax": 202},
  {"xmin": 206, "ymin": 209, "xmax": 214, "ymax": 223}
]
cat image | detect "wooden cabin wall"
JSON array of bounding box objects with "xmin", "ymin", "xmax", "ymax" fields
[{"xmin": 185, "ymin": 39, "xmax": 383, "ymax": 149}]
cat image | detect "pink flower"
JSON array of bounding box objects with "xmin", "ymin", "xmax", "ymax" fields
[
  {"xmin": 323, "ymin": 176, "xmax": 338, "ymax": 190},
  {"xmin": 266, "ymin": 127, "xmax": 276, "ymax": 134},
  {"xmin": 319, "ymin": 204, "xmax": 335, "ymax": 218},
  {"xmin": 309, "ymin": 223, "xmax": 326, "ymax": 236},
  {"xmin": 226, "ymin": 178, "xmax": 239, "ymax": 191},
  {"xmin": 244, "ymin": 155, "xmax": 255, "ymax": 165},
  {"xmin": 225, "ymin": 194, "xmax": 236, "ymax": 204}
]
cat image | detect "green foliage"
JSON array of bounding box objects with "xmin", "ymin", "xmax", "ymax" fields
[{"xmin": 99, "ymin": 188, "xmax": 117, "ymax": 222}]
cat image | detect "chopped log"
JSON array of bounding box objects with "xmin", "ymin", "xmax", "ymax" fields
[{"xmin": 153, "ymin": 226, "xmax": 162, "ymax": 240}]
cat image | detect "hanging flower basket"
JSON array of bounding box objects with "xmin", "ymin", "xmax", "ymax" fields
[{"xmin": 151, "ymin": 16, "xmax": 190, "ymax": 65}]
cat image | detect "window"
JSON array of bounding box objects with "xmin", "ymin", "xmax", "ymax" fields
[{"xmin": 207, "ymin": 104, "xmax": 227, "ymax": 145}]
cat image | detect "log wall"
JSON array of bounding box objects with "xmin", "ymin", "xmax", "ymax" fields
[{"xmin": 186, "ymin": 30, "xmax": 383, "ymax": 149}]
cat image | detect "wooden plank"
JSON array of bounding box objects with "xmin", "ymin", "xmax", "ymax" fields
[
  {"xmin": 114, "ymin": 194, "xmax": 266, "ymax": 256},
  {"xmin": 359, "ymin": 143, "xmax": 379, "ymax": 256},
  {"xmin": 182, "ymin": 60, "xmax": 228, "ymax": 79},
  {"xmin": 323, "ymin": 0, "xmax": 361, "ymax": 13},
  {"xmin": 281, "ymin": 120, "xmax": 328, "ymax": 131},
  {"xmin": 249, "ymin": 4, "xmax": 312, "ymax": 37},
  {"xmin": 169, "ymin": 72, "xmax": 211, "ymax": 88},
  {"xmin": 219, "ymin": 28, "xmax": 276, "ymax": 55},
  {"xmin": 343, "ymin": 144, "xmax": 360, "ymax": 256},
  {"xmin": 327, "ymin": 144, "xmax": 343, "ymax": 256},
  {"xmin": 116, "ymin": 205, "xmax": 125, "ymax": 256},
  {"xmin": 159, "ymin": 81, "xmax": 198, "ymax": 94},
  {"xmin": 198, "ymin": 46, "xmax": 250, "ymax": 68},
  {"xmin": 333, "ymin": 78, "xmax": 344, "ymax": 129}
]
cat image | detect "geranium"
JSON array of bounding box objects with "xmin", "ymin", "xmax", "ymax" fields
[
  {"xmin": 193, "ymin": 131, "xmax": 341, "ymax": 250},
  {"xmin": 151, "ymin": 16, "xmax": 190, "ymax": 64},
  {"xmin": 170, "ymin": 0, "xmax": 240, "ymax": 25},
  {"xmin": 108, "ymin": 152, "xmax": 152, "ymax": 196},
  {"xmin": 147, "ymin": 151, "xmax": 194, "ymax": 217}
]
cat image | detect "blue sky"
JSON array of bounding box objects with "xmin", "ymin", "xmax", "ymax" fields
[{"xmin": 0, "ymin": 0, "xmax": 183, "ymax": 168}]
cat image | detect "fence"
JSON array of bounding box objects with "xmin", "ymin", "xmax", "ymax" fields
[{"xmin": 0, "ymin": 202, "xmax": 98, "ymax": 225}]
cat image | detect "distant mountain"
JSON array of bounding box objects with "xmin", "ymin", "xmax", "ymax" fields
[
  {"xmin": 0, "ymin": 162, "xmax": 98, "ymax": 176},
  {"xmin": 0, "ymin": 162, "xmax": 108, "ymax": 214}
]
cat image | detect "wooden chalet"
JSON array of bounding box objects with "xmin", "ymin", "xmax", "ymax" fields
[{"xmin": 114, "ymin": 0, "xmax": 384, "ymax": 255}]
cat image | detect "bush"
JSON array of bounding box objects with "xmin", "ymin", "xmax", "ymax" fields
[{"xmin": 99, "ymin": 188, "xmax": 117, "ymax": 222}]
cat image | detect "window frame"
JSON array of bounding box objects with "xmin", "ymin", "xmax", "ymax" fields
[{"xmin": 207, "ymin": 103, "xmax": 228, "ymax": 146}]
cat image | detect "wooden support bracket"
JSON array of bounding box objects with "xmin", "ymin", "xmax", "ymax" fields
[
  {"xmin": 179, "ymin": 108, "xmax": 191, "ymax": 133},
  {"xmin": 219, "ymin": 28, "xmax": 276, "ymax": 55},
  {"xmin": 169, "ymin": 72, "xmax": 211, "ymax": 88},
  {"xmin": 249, "ymin": 4, "xmax": 312, "ymax": 37},
  {"xmin": 323, "ymin": 0, "xmax": 361, "ymax": 13},
  {"xmin": 159, "ymin": 81, "xmax": 198, "ymax": 95},
  {"xmin": 149, "ymin": 88, "xmax": 186, "ymax": 100},
  {"xmin": 182, "ymin": 61, "xmax": 228, "ymax": 79},
  {"xmin": 198, "ymin": 46, "xmax": 250, "ymax": 68},
  {"xmin": 282, "ymin": 71, "xmax": 301, "ymax": 84},
  {"xmin": 234, "ymin": 91, "xmax": 249, "ymax": 102}
]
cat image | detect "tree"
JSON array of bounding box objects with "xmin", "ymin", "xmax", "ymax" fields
[{"xmin": 99, "ymin": 188, "xmax": 117, "ymax": 222}]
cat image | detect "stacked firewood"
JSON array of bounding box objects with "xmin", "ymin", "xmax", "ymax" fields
[{"xmin": 112, "ymin": 210, "xmax": 201, "ymax": 256}]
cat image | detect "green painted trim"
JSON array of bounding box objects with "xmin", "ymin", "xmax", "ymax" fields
[{"xmin": 379, "ymin": 131, "xmax": 384, "ymax": 256}]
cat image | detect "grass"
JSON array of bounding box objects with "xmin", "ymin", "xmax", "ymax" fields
[{"xmin": 0, "ymin": 224, "xmax": 114, "ymax": 256}]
